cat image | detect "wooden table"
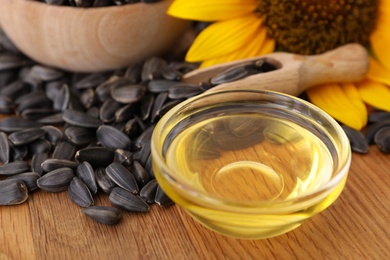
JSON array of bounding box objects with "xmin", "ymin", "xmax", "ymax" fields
[{"xmin": 1, "ymin": 143, "xmax": 389, "ymax": 260}]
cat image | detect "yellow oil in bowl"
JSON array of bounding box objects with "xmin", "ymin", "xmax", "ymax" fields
[{"xmin": 151, "ymin": 89, "xmax": 351, "ymax": 239}]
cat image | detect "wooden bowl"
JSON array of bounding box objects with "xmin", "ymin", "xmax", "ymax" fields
[{"xmin": 0, "ymin": 0, "xmax": 189, "ymax": 72}]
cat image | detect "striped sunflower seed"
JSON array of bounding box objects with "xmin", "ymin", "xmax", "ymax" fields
[
  {"xmin": 341, "ymin": 125, "xmax": 369, "ymax": 154},
  {"xmin": 374, "ymin": 126, "xmax": 390, "ymax": 153},
  {"xmin": 52, "ymin": 141, "xmax": 76, "ymax": 161},
  {"xmin": 37, "ymin": 167, "xmax": 75, "ymax": 192},
  {"xmin": 0, "ymin": 131, "xmax": 10, "ymax": 164},
  {"xmin": 41, "ymin": 158, "xmax": 79, "ymax": 172},
  {"xmin": 96, "ymin": 125, "xmax": 131, "ymax": 150},
  {"xmin": 7, "ymin": 172, "xmax": 40, "ymax": 192},
  {"xmin": 109, "ymin": 187, "xmax": 149, "ymax": 212},
  {"xmin": 81, "ymin": 206, "xmax": 122, "ymax": 225},
  {"xmin": 31, "ymin": 152, "xmax": 49, "ymax": 176},
  {"xmin": 8, "ymin": 127, "xmax": 46, "ymax": 146},
  {"xmin": 95, "ymin": 167, "xmax": 117, "ymax": 194},
  {"xmin": 0, "ymin": 179, "xmax": 28, "ymax": 205},
  {"xmin": 68, "ymin": 177, "xmax": 94, "ymax": 207},
  {"xmin": 76, "ymin": 161, "xmax": 98, "ymax": 195},
  {"xmin": 75, "ymin": 146, "xmax": 115, "ymax": 168},
  {"xmin": 0, "ymin": 160, "xmax": 30, "ymax": 176},
  {"xmin": 155, "ymin": 185, "xmax": 174, "ymax": 207},
  {"xmin": 105, "ymin": 162, "xmax": 138, "ymax": 194},
  {"xmin": 0, "ymin": 117, "xmax": 42, "ymax": 133},
  {"xmin": 139, "ymin": 179, "xmax": 158, "ymax": 204},
  {"xmin": 62, "ymin": 109, "xmax": 103, "ymax": 128}
]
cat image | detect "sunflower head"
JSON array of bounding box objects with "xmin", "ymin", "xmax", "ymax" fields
[{"xmin": 256, "ymin": 0, "xmax": 379, "ymax": 54}]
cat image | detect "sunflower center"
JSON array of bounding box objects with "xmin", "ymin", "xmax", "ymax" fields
[{"xmin": 256, "ymin": 0, "xmax": 378, "ymax": 54}]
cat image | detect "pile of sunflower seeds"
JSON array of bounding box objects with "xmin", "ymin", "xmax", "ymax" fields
[
  {"xmin": 32, "ymin": 0, "xmax": 161, "ymax": 7},
  {"xmin": 0, "ymin": 27, "xmax": 281, "ymax": 225},
  {"xmin": 1, "ymin": 26, "xmax": 387, "ymax": 225}
]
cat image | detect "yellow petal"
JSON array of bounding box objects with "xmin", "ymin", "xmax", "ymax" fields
[
  {"xmin": 357, "ymin": 79, "xmax": 390, "ymax": 112},
  {"xmin": 200, "ymin": 34, "xmax": 275, "ymax": 68},
  {"xmin": 307, "ymin": 83, "xmax": 367, "ymax": 130},
  {"xmin": 367, "ymin": 58, "xmax": 390, "ymax": 86},
  {"xmin": 186, "ymin": 14, "xmax": 262, "ymax": 62},
  {"xmin": 370, "ymin": 3, "xmax": 390, "ymax": 71},
  {"xmin": 167, "ymin": 0, "xmax": 258, "ymax": 21}
]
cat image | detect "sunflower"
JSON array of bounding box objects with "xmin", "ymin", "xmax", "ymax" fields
[{"xmin": 168, "ymin": 0, "xmax": 390, "ymax": 130}]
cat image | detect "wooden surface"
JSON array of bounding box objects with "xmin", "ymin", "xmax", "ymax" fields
[{"xmin": 0, "ymin": 139, "xmax": 389, "ymax": 259}]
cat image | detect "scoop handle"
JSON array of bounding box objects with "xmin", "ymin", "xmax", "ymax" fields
[{"xmin": 200, "ymin": 44, "xmax": 369, "ymax": 96}]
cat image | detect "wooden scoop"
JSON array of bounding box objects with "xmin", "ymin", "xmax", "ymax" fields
[{"xmin": 183, "ymin": 43, "xmax": 369, "ymax": 96}]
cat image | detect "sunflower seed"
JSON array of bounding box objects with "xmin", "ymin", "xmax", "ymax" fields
[
  {"xmin": 0, "ymin": 80, "xmax": 31, "ymax": 100},
  {"xmin": 95, "ymin": 167, "xmax": 117, "ymax": 194},
  {"xmin": 139, "ymin": 179, "xmax": 158, "ymax": 203},
  {"xmin": 68, "ymin": 177, "xmax": 94, "ymax": 207},
  {"xmin": 114, "ymin": 149, "xmax": 133, "ymax": 167},
  {"xmin": 27, "ymin": 138, "xmax": 52, "ymax": 154},
  {"xmin": 81, "ymin": 206, "xmax": 122, "ymax": 225},
  {"xmin": 160, "ymin": 66, "xmax": 182, "ymax": 81},
  {"xmin": 374, "ymin": 126, "xmax": 390, "ymax": 153},
  {"xmin": 29, "ymin": 65, "xmax": 64, "ymax": 81},
  {"xmin": 16, "ymin": 94, "xmax": 53, "ymax": 115},
  {"xmin": 0, "ymin": 117, "xmax": 42, "ymax": 133},
  {"xmin": 140, "ymin": 94, "xmax": 154, "ymax": 121},
  {"xmin": 76, "ymin": 161, "xmax": 98, "ymax": 195},
  {"xmin": 150, "ymin": 91, "xmax": 168, "ymax": 122},
  {"xmin": 210, "ymin": 64, "xmax": 254, "ymax": 85},
  {"xmin": 130, "ymin": 160, "xmax": 149, "ymax": 188},
  {"xmin": 123, "ymin": 61, "xmax": 143, "ymax": 83},
  {"xmin": 8, "ymin": 142, "xmax": 28, "ymax": 161},
  {"xmin": 0, "ymin": 131, "xmax": 10, "ymax": 164},
  {"xmin": 21, "ymin": 108, "xmax": 56, "ymax": 121},
  {"xmin": 62, "ymin": 109, "xmax": 102, "ymax": 128},
  {"xmin": 37, "ymin": 112, "xmax": 65, "ymax": 125},
  {"xmin": 41, "ymin": 158, "xmax": 79, "ymax": 172},
  {"xmin": 53, "ymin": 84, "xmax": 71, "ymax": 111},
  {"xmin": 110, "ymin": 84, "xmax": 146, "ymax": 104},
  {"xmin": 155, "ymin": 99, "xmax": 182, "ymax": 118},
  {"xmin": 8, "ymin": 127, "xmax": 46, "ymax": 146},
  {"xmin": 144, "ymin": 153, "xmax": 154, "ymax": 179},
  {"xmin": 65, "ymin": 126, "xmax": 96, "ymax": 146},
  {"xmin": 109, "ymin": 187, "xmax": 149, "ymax": 212},
  {"xmin": 0, "ymin": 161, "xmax": 30, "ymax": 176},
  {"xmin": 105, "ymin": 162, "xmax": 138, "ymax": 194},
  {"xmin": 96, "ymin": 125, "xmax": 131, "ymax": 150},
  {"xmin": 41, "ymin": 125, "xmax": 63, "ymax": 146},
  {"xmin": 37, "ymin": 167, "xmax": 75, "ymax": 192},
  {"xmin": 74, "ymin": 72, "xmax": 111, "ymax": 89},
  {"xmin": 135, "ymin": 124, "xmax": 154, "ymax": 149},
  {"xmin": 365, "ymin": 121, "xmax": 390, "ymax": 144},
  {"xmin": 0, "ymin": 95, "xmax": 15, "ymax": 114},
  {"xmin": 75, "ymin": 146, "xmax": 115, "ymax": 168},
  {"xmin": 155, "ymin": 185, "xmax": 174, "ymax": 207},
  {"xmin": 147, "ymin": 79, "xmax": 176, "ymax": 93},
  {"xmin": 122, "ymin": 118, "xmax": 140, "ymax": 137},
  {"xmin": 115, "ymin": 103, "xmax": 135, "ymax": 123},
  {"xmin": 141, "ymin": 56, "xmax": 167, "ymax": 81},
  {"xmin": 133, "ymin": 143, "xmax": 151, "ymax": 167},
  {"xmin": 368, "ymin": 111, "xmax": 390, "ymax": 123},
  {"xmin": 0, "ymin": 53, "xmax": 28, "ymax": 71},
  {"xmin": 99, "ymin": 98, "xmax": 122, "ymax": 123},
  {"xmin": 0, "ymin": 179, "xmax": 28, "ymax": 205},
  {"xmin": 341, "ymin": 125, "xmax": 369, "ymax": 154},
  {"xmin": 52, "ymin": 141, "xmax": 76, "ymax": 160},
  {"xmin": 168, "ymin": 83, "xmax": 203, "ymax": 99},
  {"xmin": 32, "ymin": 152, "xmax": 49, "ymax": 176},
  {"xmin": 96, "ymin": 76, "xmax": 129, "ymax": 102},
  {"xmin": 80, "ymin": 88, "xmax": 97, "ymax": 109},
  {"xmin": 7, "ymin": 172, "xmax": 40, "ymax": 192}
]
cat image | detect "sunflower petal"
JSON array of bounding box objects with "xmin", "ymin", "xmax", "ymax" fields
[
  {"xmin": 367, "ymin": 58, "xmax": 390, "ymax": 86},
  {"xmin": 307, "ymin": 83, "xmax": 367, "ymax": 130},
  {"xmin": 199, "ymin": 26, "xmax": 275, "ymax": 68},
  {"xmin": 185, "ymin": 14, "xmax": 262, "ymax": 62},
  {"xmin": 167, "ymin": 0, "xmax": 258, "ymax": 21},
  {"xmin": 357, "ymin": 79, "xmax": 390, "ymax": 112},
  {"xmin": 370, "ymin": 5, "xmax": 390, "ymax": 71}
]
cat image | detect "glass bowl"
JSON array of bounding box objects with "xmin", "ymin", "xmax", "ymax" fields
[{"xmin": 151, "ymin": 89, "xmax": 351, "ymax": 239}]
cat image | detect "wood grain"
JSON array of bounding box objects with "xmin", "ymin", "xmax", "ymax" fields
[{"xmin": 1, "ymin": 138, "xmax": 389, "ymax": 259}]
